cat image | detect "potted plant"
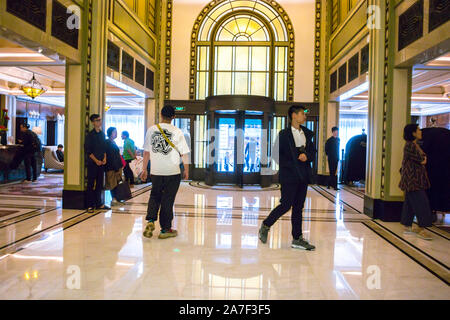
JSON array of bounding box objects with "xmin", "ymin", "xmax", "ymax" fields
[{"xmin": 0, "ymin": 108, "xmax": 9, "ymax": 145}]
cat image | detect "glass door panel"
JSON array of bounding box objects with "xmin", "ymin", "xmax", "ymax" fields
[
  {"xmin": 217, "ymin": 117, "xmax": 235, "ymax": 173},
  {"xmin": 172, "ymin": 117, "xmax": 192, "ymax": 158},
  {"xmin": 243, "ymin": 118, "xmax": 262, "ymax": 173}
]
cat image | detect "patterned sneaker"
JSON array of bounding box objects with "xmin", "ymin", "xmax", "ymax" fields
[
  {"xmin": 291, "ymin": 237, "xmax": 315, "ymax": 251},
  {"xmin": 143, "ymin": 221, "xmax": 155, "ymax": 238},
  {"xmin": 87, "ymin": 207, "xmax": 95, "ymax": 214},
  {"xmin": 258, "ymin": 224, "xmax": 270, "ymax": 244},
  {"xmin": 158, "ymin": 229, "xmax": 178, "ymax": 239},
  {"xmin": 417, "ymin": 230, "xmax": 432, "ymax": 240}
]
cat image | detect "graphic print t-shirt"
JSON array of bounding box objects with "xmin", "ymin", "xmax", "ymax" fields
[{"xmin": 143, "ymin": 123, "xmax": 190, "ymax": 175}]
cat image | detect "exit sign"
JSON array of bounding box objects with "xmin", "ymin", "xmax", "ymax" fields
[{"xmin": 175, "ymin": 106, "xmax": 185, "ymax": 111}]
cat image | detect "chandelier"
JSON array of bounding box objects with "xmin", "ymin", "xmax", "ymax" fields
[{"xmin": 20, "ymin": 74, "xmax": 46, "ymax": 99}]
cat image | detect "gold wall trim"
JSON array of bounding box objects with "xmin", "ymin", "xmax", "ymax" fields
[
  {"xmin": 313, "ymin": 0, "xmax": 321, "ymax": 103},
  {"xmin": 111, "ymin": 0, "xmax": 156, "ymax": 59},
  {"xmin": 83, "ymin": 0, "xmax": 94, "ymax": 190},
  {"xmin": 330, "ymin": 0, "xmax": 367, "ymax": 41},
  {"xmin": 164, "ymin": 0, "xmax": 173, "ymax": 100},
  {"xmin": 330, "ymin": 1, "xmax": 368, "ymax": 60}
]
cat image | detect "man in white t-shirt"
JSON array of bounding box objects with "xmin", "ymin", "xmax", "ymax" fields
[{"xmin": 141, "ymin": 105, "xmax": 190, "ymax": 239}]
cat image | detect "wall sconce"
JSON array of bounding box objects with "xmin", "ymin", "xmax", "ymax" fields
[{"xmin": 29, "ymin": 111, "xmax": 40, "ymax": 118}]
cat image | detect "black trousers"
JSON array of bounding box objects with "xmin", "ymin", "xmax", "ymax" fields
[
  {"xmin": 24, "ymin": 152, "xmax": 37, "ymax": 181},
  {"xmin": 87, "ymin": 165, "xmax": 104, "ymax": 209},
  {"xmin": 263, "ymin": 181, "xmax": 309, "ymax": 240},
  {"xmin": 401, "ymin": 190, "xmax": 433, "ymax": 228},
  {"xmin": 328, "ymin": 159, "xmax": 338, "ymax": 189},
  {"xmin": 146, "ymin": 174, "xmax": 181, "ymax": 230},
  {"xmin": 123, "ymin": 159, "xmax": 134, "ymax": 185}
]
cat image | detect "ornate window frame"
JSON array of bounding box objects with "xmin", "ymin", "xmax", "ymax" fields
[{"xmin": 189, "ymin": 0, "xmax": 295, "ymax": 101}]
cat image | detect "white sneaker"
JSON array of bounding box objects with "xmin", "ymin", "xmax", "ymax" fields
[{"xmin": 403, "ymin": 226, "xmax": 415, "ymax": 235}]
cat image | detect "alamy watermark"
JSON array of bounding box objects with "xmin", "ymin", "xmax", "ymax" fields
[
  {"xmin": 66, "ymin": 265, "xmax": 81, "ymax": 290},
  {"xmin": 366, "ymin": 265, "xmax": 381, "ymax": 290},
  {"xmin": 66, "ymin": 5, "xmax": 81, "ymax": 30}
]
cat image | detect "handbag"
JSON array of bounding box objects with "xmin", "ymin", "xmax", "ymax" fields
[
  {"xmin": 114, "ymin": 178, "xmax": 132, "ymax": 201},
  {"xmin": 120, "ymin": 155, "xmax": 126, "ymax": 168}
]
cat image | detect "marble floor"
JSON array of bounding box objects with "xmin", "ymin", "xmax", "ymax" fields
[{"xmin": 0, "ymin": 181, "xmax": 448, "ymax": 300}]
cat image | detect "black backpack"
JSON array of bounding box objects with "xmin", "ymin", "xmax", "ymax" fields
[{"xmin": 30, "ymin": 131, "xmax": 42, "ymax": 152}]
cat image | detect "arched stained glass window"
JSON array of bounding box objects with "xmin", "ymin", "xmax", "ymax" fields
[{"xmin": 190, "ymin": 0, "xmax": 294, "ymax": 101}]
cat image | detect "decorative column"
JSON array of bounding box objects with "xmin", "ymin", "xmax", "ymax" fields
[
  {"xmin": 62, "ymin": 0, "xmax": 108, "ymax": 209},
  {"xmin": 316, "ymin": 0, "xmax": 332, "ymax": 178},
  {"xmin": 364, "ymin": 0, "xmax": 412, "ymax": 221}
]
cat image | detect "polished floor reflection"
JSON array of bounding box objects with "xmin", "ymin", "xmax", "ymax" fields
[{"xmin": 0, "ymin": 182, "xmax": 449, "ymax": 300}]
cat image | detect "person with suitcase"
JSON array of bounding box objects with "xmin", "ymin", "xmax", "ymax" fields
[{"xmin": 105, "ymin": 127, "xmax": 127, "ymax": 206}]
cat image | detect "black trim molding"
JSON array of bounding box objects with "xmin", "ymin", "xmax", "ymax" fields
[
  {"xmin": 121, "ymin": 51, "xmax": 134, "ymax": 80},
  {"xmin": 51, "ymin": 0, "xmax": 79, "ymax": 49},
  {"xmin": 107, "ymin": 41, "xmax": 120, "ymax": 72},
  {"xmin": 364, "ymin": 195, "xmax": 403, "ymax": 222},
  {"xmin": 330, "ymin": 71, "xmax": 337, "ymax": 93},
  {"xmin": 398, "ymin": 0, "xmax": 424, "ymax": 51},
  {"xmin": 6, "ymin": 0, "xmax": 47, "ymax": 31},
  {"xmin": 360, "ymin": 44, "xmax": 369, "ymax": 74},
  {"xmin": 348, "ymin": 53, "xmax": 359, "ymax": 82},
  {"xmin": 63, "ymin": 189, "xmax": 104, "ymax": 210},
  {"xmin": 338, "ymin": 63, "xmax": 347, "ymax": 88},
  {"xmin": 429, "ymin": 0, "xmax": 450, "ymax": 32}
]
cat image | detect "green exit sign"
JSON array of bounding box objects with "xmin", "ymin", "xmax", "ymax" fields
[{"xmin": 175, "ymin": 106, "xmax": 186, "ymax": 111}]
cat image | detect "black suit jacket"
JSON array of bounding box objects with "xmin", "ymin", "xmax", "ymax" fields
[{"xmin": 273, "ymin": 125, "xmax": 316, "ymax": 184}]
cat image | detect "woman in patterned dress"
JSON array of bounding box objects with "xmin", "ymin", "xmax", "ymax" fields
[{"xmin": 399, "ymin": 124, "xmax": 433, "ymax": 240}]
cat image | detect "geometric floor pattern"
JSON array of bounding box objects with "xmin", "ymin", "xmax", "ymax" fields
[{"xmin": 0, "ymin": 180, "xmax": 449, "ymax": 300}]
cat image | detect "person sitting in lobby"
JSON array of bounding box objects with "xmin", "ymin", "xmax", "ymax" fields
[{"xmin": 56, "ymin": 144, "xmax": 64, "ymax": 162}]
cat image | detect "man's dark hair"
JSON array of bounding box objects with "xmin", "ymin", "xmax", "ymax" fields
[
  {"xmin": 89, "ymin": 114, "xmax": 100, "ymax": 122},
  {"xmin": 122, "ymin": 131, "xmax": 129, "ymax": 138},
  {"xmin": 20, "ymin": 123, "xmax": 30, "ymax": 129},
  {"xmin": 107, "ymin": 127, "xmax": 116, "ymax": 138},
  {"xmin": 288, "ymin": 105, "xmax": 306, "ymax": 121},
  {"xmin": 403, "ymin": 123, "xmax": 419, "ymax": 141},
  {"xmin": 161, "ymin": 105, "xmax": 175, "ymax": 119},
  {"xmin": 332, "ymin": 126, "xmax": 339, "ymax": 132},
  {"xmin": 57, "ymin": 144, "xmax": 63, "ymax": 148}
]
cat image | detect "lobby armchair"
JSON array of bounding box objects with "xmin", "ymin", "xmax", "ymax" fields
[{"xmin": 43, "ymin": 146, "xmax": 64, "ymax": 172}]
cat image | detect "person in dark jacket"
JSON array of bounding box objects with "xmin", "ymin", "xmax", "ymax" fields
[
  {"xmin": 18, "ymin": 123, "xmax": 39, "ymax": 183},
  {"xmin": 84, "ymin": 114, "xmax": 109, "ymax": 213},
  {"xmin": 399, "ymin": 124, "xmax": 433, "ymax": 240},
  {"xmin": 105, "ymin": 127, "xmax": 124, "ymax": 206},
  {"xmin": 56, "ymin": 144, "xmax": 64, "ymax": 162},
  {"xmin": 325, "ymin": 126, "xmax": 340, "ymax": 190},
  {"xmin": 259, "ymin": 105, "xmax": 316, "ymax": 250}
]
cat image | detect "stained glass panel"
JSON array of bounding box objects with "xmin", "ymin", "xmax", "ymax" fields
[
  {"xmin": 235, "ymin": 46, "xmax": 249, "ymax": 70},
  {"xmin": 251, "ymin": 47, "xmax": 268, "ymax": 71},
  {"xmin": 217, "ymin": 26, "xmax": 234, "ymax": 41},
  {"xmin": 216, "ymin": 46, "xmax": 233, "ymax": 71},
  {"xmin": 215, "ymin": 72, "xmax": 232, "ymax": 95},
  {"xmin": 250, "ymin": 72, "xmax": 267, "ymax": 96},
  {"xmin": 234, "ymin": 72, "xmax": 249, "ymax": 94}
]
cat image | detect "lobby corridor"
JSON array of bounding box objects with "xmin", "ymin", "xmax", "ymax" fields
[{"xmin": 0, "ymin": 183, "xmax": 448, "ymax": 300}]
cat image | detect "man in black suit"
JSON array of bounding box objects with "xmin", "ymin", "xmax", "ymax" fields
[
  {"xmin": 325, "ymin": 126, "xmax": 340, "ymax": 190},
  {"xmin": 259, "ymin": 105, "xmax": 316, "ymax": 250}
]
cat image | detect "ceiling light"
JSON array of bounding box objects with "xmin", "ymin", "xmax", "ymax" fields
[{"xmin": 20, "ymin": 74, "xmax": 47, "ymax": 99}]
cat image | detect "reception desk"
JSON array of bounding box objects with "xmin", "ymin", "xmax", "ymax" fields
[{"xmin": 0, "ymin": 145, "xmax": 43, "ymax": 183}]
